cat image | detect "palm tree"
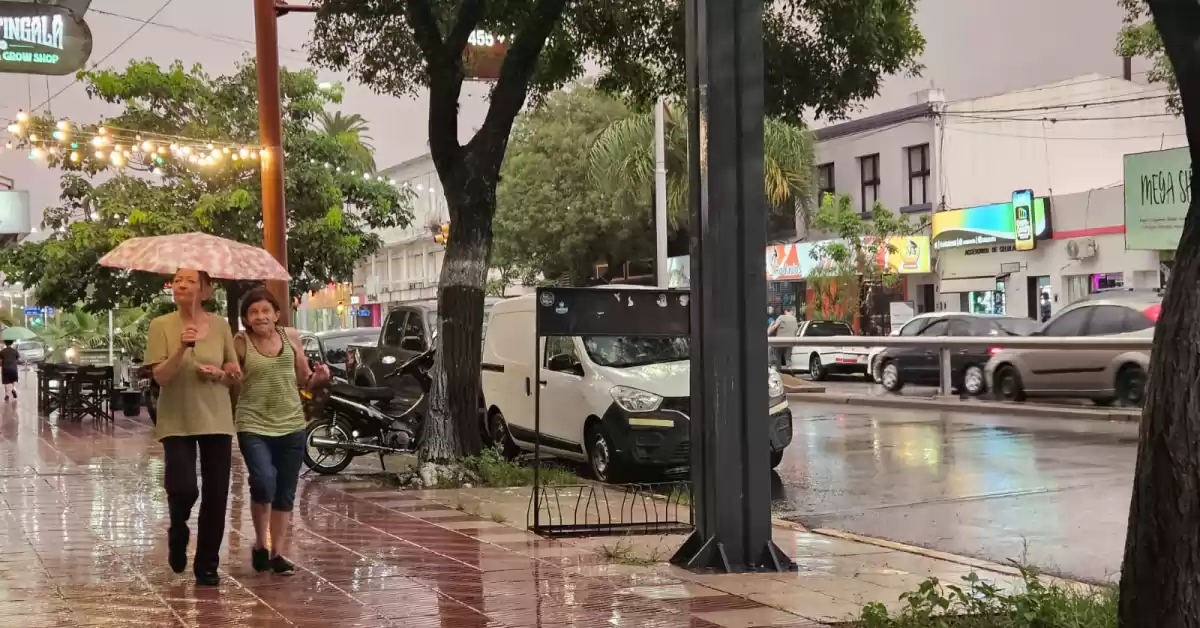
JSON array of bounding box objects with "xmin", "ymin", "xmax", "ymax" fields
[
  {"xmin": 316, "ymin": 111, "xmax": 377, "ymax": 173},
  {"xmin": 589, "ymin": 102, "xmax": 815, "ymax": 231}
]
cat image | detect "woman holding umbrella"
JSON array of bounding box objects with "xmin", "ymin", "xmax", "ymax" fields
[
  {"xmin": 101, "ymin": 232, "xmax": 293, "ymax": 586},
  {"xmin": 144, "ymin": 268, "xmax": 242, "ymax": 586}
]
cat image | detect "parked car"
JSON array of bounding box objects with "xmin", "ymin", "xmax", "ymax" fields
[
  {"xmin": 299, "ymin": 328, "xmax": 380, "ymax": 381},
  {"xmin": 877, "ymin": 315, "xmax": 1040, "ymax": 396},
  {"xmin": 866, "ymin": 313, "xmax": 946, "ymax": 382},
  {"xmin": 15, "ymin": 339, "xmax": 45, "ymax": 364},
  {"xmin": 788, "ymin": 320, "xmax": 873, "ymax": 381},
  {"xmin": 985, "ymin": 292, "xmax": 1160, "ymax": 407},
  {"xmin": 480, "ymin": 290, "xmax": 793, "ymax": 482}
]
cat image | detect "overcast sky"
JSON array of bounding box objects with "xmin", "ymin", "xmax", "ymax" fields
[{"xmin": 0, "ymin": 0, "xmax": 1141, "ymax": 228}]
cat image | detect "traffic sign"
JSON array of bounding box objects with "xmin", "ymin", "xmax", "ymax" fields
[
  {"xmin": 22, "ymin": 307, "xmax": 40, "ymax": 315},
  {"xmin": 43, "ymin": 306, "xmax": 55, "ymax": 316}
]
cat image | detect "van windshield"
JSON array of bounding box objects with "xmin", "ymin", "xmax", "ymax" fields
[{"xmin": 582, "ymin": 336, "xmax": 690, "ymax": 368}]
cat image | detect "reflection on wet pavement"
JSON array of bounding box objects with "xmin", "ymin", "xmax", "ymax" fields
[
  {"xmin": 1, "ymin": 380, "xmax": 849, "ymax": 628},
  {"xmin": 775, "ymin": 401, "xmax": 1138, "ymax": 583}
]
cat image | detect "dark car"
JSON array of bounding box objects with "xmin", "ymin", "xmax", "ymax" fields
[
  {"xmin": 299, "ymin": 328, "xmax": 381, "ymax": 382},
  {"xmin": 877, "ymin": 315, "xmax": 1040, "ymax": 396}
]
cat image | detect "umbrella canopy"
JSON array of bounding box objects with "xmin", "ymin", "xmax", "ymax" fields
[
  {"xmin": 98, "ymin": 233, "xmax": 290, "ymax": 281},
  {"xmin": 1, "ymin": 327, "xmax": 37, "ymax": 341}
]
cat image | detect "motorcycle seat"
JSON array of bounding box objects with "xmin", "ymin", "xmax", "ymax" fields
[{"xmin": 331, "ymin": 383, "xmax": 395, "ymax": 402}]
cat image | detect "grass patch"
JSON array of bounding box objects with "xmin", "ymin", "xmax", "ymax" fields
[
  {"xmin": 598, "ymin": 539, "xmax": 663, "ymax": 567},
  {"xmin": 459, "ymin": 447, "xmax": 581, "ymax": 488},
  {"xmin": 855, "ymin": 566, "xmax": 1115, "ymax": 628},
  {"xmin": 489, "ymin": 511, "xmax": 509, "ymax": 524}
]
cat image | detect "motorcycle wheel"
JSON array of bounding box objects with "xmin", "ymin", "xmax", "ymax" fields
[{"xmin": 304, "ymin": 416, "xmax": 355, "ymax": 475}]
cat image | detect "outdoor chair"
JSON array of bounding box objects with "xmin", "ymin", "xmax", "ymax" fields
[
  {"xmin": 37, "ymin": 363, "xmax": 70, "ymax": 417},
  {"xmin": 66, "ymin": 366, "xmax": 115, "ymax": 423}
]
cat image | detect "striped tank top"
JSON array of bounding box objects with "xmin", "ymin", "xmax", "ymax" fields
[{"xmin": 235, "ymin": 328, "xmax": 306, "ymax": 437}]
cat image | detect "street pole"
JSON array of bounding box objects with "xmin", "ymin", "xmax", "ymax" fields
[
  {"xmin": 654, "ymin": 97, "xmax": 669, "ymax": 288},
  {"xmin": 107, "ymin": 310, "xmax": 114, "ymax": 365},
  {"xmin": 671, "ymin": 0, "xmax": 794, "ymax": 573}
]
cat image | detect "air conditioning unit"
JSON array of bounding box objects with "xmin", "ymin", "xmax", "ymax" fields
[{"xmin": 1066, "ymin": 239, "xmax": 1097, "ymax": 260}]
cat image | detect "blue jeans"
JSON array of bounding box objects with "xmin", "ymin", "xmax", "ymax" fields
[{"xmin": 237, "ymin": 430, "xmax": 305, "ymax": 512}]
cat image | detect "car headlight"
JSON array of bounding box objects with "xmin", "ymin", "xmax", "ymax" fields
[
  {"xmin": 768, "ymin": 368, "xmax": 785, "ymax": 399},
  {"xmin": 610, "ymin": 386, "xmax": 663, "ymax": 413}
]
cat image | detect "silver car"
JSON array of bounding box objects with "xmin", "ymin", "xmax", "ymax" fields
[{"xmin": 985, "ymin": 292, "xmax": 1159, "ymax": 407}]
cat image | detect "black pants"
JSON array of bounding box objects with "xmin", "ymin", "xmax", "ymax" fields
[{"xmin": 162, "ymin": 434, "xmax": 232, "ymax": 574}]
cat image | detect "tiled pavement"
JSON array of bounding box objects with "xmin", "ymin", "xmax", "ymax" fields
[{"xmin": 0, "ymin": 379, "xmax": 1035, "ymax": 627}]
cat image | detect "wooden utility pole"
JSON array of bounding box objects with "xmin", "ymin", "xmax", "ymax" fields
[{"xmin": 253, "ymin": 0, "xmax": 316, "ymax": 325}]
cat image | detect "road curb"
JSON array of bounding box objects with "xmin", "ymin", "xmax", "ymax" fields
[
  {"xmin": 787, "ymin": 392, "xmax": 1140, "ymax": 421},
  {"xmin": 809, "ymin": 528, "xmax": 1026, "ymax": 578}
]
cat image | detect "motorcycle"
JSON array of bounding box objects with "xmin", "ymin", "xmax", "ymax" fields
[{"xmin": 303, "ymin": 347, "xmax": 434, "ymax": 475}]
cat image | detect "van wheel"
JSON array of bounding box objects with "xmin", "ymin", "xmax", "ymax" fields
[
  {"xmin": 994, "ymin": 365, "xmax": 1026, "ymax": 402},
  {"xmin": 1115, "ymin": 365, "xmax": 1147, "ymax": 408},
  {"xmin": 489, "ymin": 411, "xmax": 520, "ymax": 460},
  {"xmin": 809, "ymin": 354, "xmax": 827, "ymax": 381},
  {"xmin": 586, "ymin": 423, "xmax": 628, "ymax": 484}
]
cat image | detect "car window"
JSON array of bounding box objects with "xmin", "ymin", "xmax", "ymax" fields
[
  {"xmin": 805, "ymin": 321, "xmax": 853, "ymax": 337},
  {"xmin": 1086, "ymin": 305, "xmax": 1133, "ymax": 336},
  {"xmin": 991, "ymin": 318, "xmax": 1041, "ymax": 336},
  {"xmin": 401, "ymin": 312, "xmax": 427, "ymax": 351},
  {"xmin": 382, "ymin": 311, "xmax": 407, "ymax": 347},
  {"xmin": 322, "ymin": 333, "xmax": 378, "ymax": 363},
  {"xmin": 919, "ymin": 320, "xmax": 950, "ymax": 336},
  {"xmin": 1124, "ymin": 306, "xmax": 1156, "ymax": 332},
  {"xmin": 898, "ymin": 318, "xmax": 929, "ymax": 336},
  {"xmin": 1044, "ymin": 308, "xmax": 1091, "ymax": 337},
  {"xmin": 948, "ymin": 319, "xmax": 975, "ymax": 336},
  {"xmin": 544, "ymin": 337, "xmax": 580, "ymax": 369},
  {"xmin": 301, "ymin": 337, "xmax": 321, "ymax": 359}
]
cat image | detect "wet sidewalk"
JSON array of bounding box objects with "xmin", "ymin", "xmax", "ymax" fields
[{"xmin": 0, "ymin": 379, "xmax": 1039, "ymax": 627}]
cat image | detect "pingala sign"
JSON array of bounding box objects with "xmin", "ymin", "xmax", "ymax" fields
[{"xmin": 0, "ymin": 2, "xmax": 92, "ymax": 76}]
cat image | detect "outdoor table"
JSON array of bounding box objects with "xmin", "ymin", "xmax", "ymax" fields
[{"xmin": 37, "ymin": 363, "xmax": 114, "ymax": 423}]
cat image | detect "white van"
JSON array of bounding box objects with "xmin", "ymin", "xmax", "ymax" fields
[{"xmin": 481, "ymin": 291, "xmax": 794, "ymax": 482}]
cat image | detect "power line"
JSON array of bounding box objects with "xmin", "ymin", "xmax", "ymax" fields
[
  {"xmin": 945, "ymin": 125, "xmax": 1185, "ymax": 142},
  {"xmin": 31, "ymin": 0, "xmax": 178, "ymax": 114},
  {"xmin": 944, "ymin": 92, "xmax": 1172, "ymax": 116},
  {"xmin": 87, "ymin": 7, "xmax": 308, "ymax": 59},
  {"xmin": 944, "ymin": 111, "xmax": 1179, "ymax": 123}
]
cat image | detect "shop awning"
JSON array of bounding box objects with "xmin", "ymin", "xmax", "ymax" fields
[{"xmin": 939, "ymin": 276, "xmax": 999, "ymax": 294}]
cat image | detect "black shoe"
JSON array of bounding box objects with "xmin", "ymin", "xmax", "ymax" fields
[
  {"xmin": 12, "ymin": 391, "xmax": 17, "ymax": 399},
  {"xmin": 252, "ymin": 547, "xmax": 271, "ymax": 573},
  {"xmin": 167, "ymin": 526, "xmax": 189, "ymax": 574},
  {"xmin": 270, "ymin": 556, "xmax": 296, "ymax": 576},
  {"xmin": 195, "ymin": 570, "xmax": 220, "ymax": 587}
]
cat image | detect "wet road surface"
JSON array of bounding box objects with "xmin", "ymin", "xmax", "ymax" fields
[{"xmin": 773, "ymin": 401, "xmax": 1137, "ymax": 584}]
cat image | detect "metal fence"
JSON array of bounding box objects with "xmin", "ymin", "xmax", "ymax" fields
[
  {"xmin": 528, "ymin": 480, "xmax": 694, "ymax": 538},
  {"xmin": 769, "ymin": 335, "xmax": 1155, "ymax": 396}
]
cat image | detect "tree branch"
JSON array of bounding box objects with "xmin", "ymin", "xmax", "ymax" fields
[
  {"xmin": 405, "ymin": 0, "xmax": 465, "ymax": 168},
  {"xmin": 471, "ymin": 0, "xmax": 571, "ymax": 166},
  {"xmin": 445, "ymin": 0, "xmax": 486, "ymax": 55}
]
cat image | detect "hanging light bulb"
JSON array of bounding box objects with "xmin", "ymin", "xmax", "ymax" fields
[
  {"xmin": 28, "ymin": 133, "xmax": 37, "ymax": 142},
  {"xmin": 239, "ymin": 147, "xmax": 250, "ymax": 159},
  {"xmin": 69, "ymin": 151, "xmax": 79, "ymax": 162},
  {"xmin": 97, "ymin": 126, "xmax": 107, "ymax": 135},
  {"xmin": 16, "ymin": 110, "xmax": 27, "ymax": 122},
  {"xmin": 5, "ymin": 124, "xmax": 18, "ymax": 134},
  {"xmin": 95, "ymin": 150, "xmax": 105, "ymax": 160},
  {"xmin": 111, "ymin": 152, "xmax": 124, "ymax": 166},
  {"xmin": 28, "ymin": 148, "xmax": 42, "ymax": 159},
  {"xmin": 223, "ymin": 147, "xmax": 231, "ymax": 154},
  {"xmin": 56, "ymin": 119, "xmax": 69, "ymax": 131},
  {"xmin": 92, "ymin": 137, "xmax": 103, "ymax": 147},
  {"xmin": 142, "ymin": 141, "xmax": 153, "ymax": 152}
]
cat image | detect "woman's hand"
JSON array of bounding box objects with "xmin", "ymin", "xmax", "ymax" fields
[
  {"xmin": 310, "ymin": 363, "xmax": 331, "ymax": 387},
  {"xmin": 196, "ymin": 364, "xmax": 225, "ymax": 382},
  {"xmin": 222, "ymin": 362, "xmax": 243, "ymax": 381},
  {"xmin": 181, "ymin": 326, "xmax": 199, "ymax": 348}
]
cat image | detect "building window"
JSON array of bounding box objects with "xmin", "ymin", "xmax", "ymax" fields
[
  {"xmin": 817, "ymin": 163, "xmax": 835, "ymax": 203},
  {"xmin": 859, "ymin": 154, "xmax": 880, "ymax": 213},
  {"xmin": 906, "ymin": 144, "xmax": 930, "ymax": 206}
]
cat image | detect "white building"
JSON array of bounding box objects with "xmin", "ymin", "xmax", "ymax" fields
[{"xmin": 808, "ymin": 74, "xmax": 1183, "ymax": 316}]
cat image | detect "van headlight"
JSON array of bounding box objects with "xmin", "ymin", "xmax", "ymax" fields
[
  {"xmin": 611, "ymin": 386, "xmax": 663, "ymax": 413},
  {"xmin": 768, "ymin": 368, "xmax": 785, "ymax": 399}
]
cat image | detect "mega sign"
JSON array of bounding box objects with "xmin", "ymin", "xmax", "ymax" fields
[
  {"xmin": 0, "ymin": 2, "xmax": 92, "ymax": 76},
  {"xmin": 1124, "ymin": 146, "xmax": 1191, "ymax": 250},
  {"xmin": 932, "ymin": 196, "xmax": 1052, "ymax": 250}
]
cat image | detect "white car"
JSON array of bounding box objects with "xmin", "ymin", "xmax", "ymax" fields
[
  {"xmin": 789, "ymin": 320, "xmax": 873, "ymax": 381},
  {"xmin": 480, "ymin": 291, "xmax": 793, "ymax": 482}
]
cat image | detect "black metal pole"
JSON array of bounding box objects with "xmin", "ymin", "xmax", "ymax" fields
[
  {"xmin": 671, "ymin": 0, "xmax": 795, "ymax": 573},
  {"xmin": 532, "ymin": 320, "xmax": 542, "ymax": 533}
]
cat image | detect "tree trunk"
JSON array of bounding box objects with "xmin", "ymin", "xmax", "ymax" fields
[
  {"xmin": 420, "ymin": 184, "xmax": 492, "ymax": 464},
  {"xmin": 1119, "ymin": 2, "xmax": 1200, "ymax": 626}
]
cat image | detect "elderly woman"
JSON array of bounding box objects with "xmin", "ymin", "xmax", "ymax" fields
[{"xmin": 143, "ymin": 268, "xmax": 241, "ymax": 587}]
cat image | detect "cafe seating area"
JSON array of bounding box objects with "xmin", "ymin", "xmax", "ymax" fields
[{"xmin": 36, "ymin": 363, "xmax": 117, "ymax": 423}]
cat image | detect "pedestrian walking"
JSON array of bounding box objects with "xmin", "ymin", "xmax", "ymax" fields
[
  {"xmin": 233, "ymin": 287, "xmax": 329, "ymax": 576},
  {"xmin": 768, "ymin": 306, "xmax": 799, "ymax": 368},
  {"xmin": 1, "ymin": 340, "xmax": 19, "ymax": 401},
  {"xmin": 144, "ymin": 268, "xmax": 242, "ymax": 586}
]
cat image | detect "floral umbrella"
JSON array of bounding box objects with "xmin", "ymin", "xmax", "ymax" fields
[{"xmin": 98, "ymin": 233, "xmax": 290, "ymax": 281}]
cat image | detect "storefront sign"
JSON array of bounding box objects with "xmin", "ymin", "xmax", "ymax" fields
[
  {"xmin": 1124, "ymin": 146, "xmax": 1192, "ymax": 250},
  {"xmin": 766, "ymin": 236, "xmax": 931, "ymax": 281},
  {"xmin": 0, "ymin": 3, "xmax": 93, "ymax": 76},
  {"xmin": 932, "ymin": 196, "xmax": 1051, "ymax": 250}
]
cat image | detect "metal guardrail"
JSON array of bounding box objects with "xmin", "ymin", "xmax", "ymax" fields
[
  {"xmin": 528, "ymin": 481, "xmax": 694, "ymax": 538},
  {"xmin": 769, "ymin": 335, "xmax": 1155, "ymax": 396}
]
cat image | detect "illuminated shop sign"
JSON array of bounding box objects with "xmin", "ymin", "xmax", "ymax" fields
[
  {"xmin": 0, "ymin": 3, "xmax": 92, "ymax": 76},
  {"xmin": 932, "ymin": 196, "xmax": 1052, "ymax": 250}
]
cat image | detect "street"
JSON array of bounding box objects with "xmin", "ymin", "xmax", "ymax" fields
[{"xmin": 773, "ymin": 400, "xmax": 1137, "ymax": 584}]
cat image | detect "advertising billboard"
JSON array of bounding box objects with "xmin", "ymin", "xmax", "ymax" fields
[
  {"xmin": 1124, "ymin": 146, "xmax": 1191, "ymax": 251},
  {"xmin": 932, "ymin": 196, "xmax": 1051, "ymax": 250},
  {"xmin": 0, "ymin": 2, "xmax": 93, "ymax": 76}
]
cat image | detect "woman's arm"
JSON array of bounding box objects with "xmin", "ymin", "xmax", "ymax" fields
[
  {"xmin": 147, "ymin": 319, "xmax": 188, "ymax": 386},
  {"xmin": 285, "ymin": 327, "xmax": 315, "ymax": 388}
]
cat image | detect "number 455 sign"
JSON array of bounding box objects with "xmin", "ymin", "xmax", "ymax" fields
[{"xmin": 464, "ymin": 30, "xmax": 508, "ymax": 81}]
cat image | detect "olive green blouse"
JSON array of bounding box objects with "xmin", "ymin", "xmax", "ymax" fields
[{"xmin": 144, "ymin": 312, "xmax": 238, "ymax": 440}]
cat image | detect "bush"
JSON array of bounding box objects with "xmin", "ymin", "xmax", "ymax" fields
[
  {"xmin": 459, "ymin": 447, "xmax": 580, "ymax": 488},
  {"xmin": 858, "ymin": 566, "xmax": 1116, "ymax": 628}
]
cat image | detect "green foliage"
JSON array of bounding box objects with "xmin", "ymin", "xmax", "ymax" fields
[
  {"xmin": 0, "ymin": 60, "xmax": 413, "ymax": 311},
  {"xmin": 859, "ymin": 567, "xmax": 1116, "ymax": 628},
  {"xmin": 807, "ymin": 194, "xmax": 927, "ymax": 322},
  {"xmin": 459, "ymin": 447, "xmax": 580, "ymax": 488},
  {"xmin": 36, "ymin": 306, "xmax": 150, "ymax": 361},
  {"xmin": 492, "ymin": 86, "xmax": 640, "ymax": 284},
  {"xmin": 1117, "ymin": 0, "xmax": 1179, "ymax": 114},
  {"xmin": 317, "ymin": 110, "xmax": 377, "ymax": 173},
  {"xmin": 589, "ymin": 100, "xmax": 815, "ymax": 230},
  {"xmin": 309, "ymin": 0, "xmax": 923, "ymax": 122}
]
